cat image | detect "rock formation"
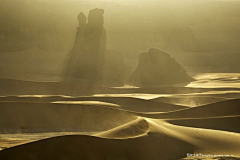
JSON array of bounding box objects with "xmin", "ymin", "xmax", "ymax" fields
[
  {"xmin": 63, "ymin": 9, "xmax": 106, "ymax": 83},
  {"xmin": 63, "ymin": 9, "xmax": 124, "ymax": 86},
  {"xmin": 128, "ymin": 48, "xmax": 194, "ymax": 87}
]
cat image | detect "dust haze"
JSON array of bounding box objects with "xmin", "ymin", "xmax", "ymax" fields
[{"xmin": 0, "ymin": 0, "xmax": 240, "ymax": 160}]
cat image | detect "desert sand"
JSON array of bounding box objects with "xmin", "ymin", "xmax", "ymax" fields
[
  {"xmin": 1, "ymin": 1, "xmax": 240, "ymax": 159},
  {"xmin": 0, "ymin": 73, "xmax": 240, "ymax": 160}
]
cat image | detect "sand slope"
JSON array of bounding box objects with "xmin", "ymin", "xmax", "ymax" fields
[
  {"xmin": 0, "ymin": 96, "xmax": 187, "ymax": 112},
  {"xmin": 0, "ymin": 117, "xmax": 240, "ymax": 160},
  {"xmin": 0, "ymin": 75, "xmax": 240, "ymax": 159},
  {"xmin": 168, "ymin": 115, "xmax": 240, "ymax": 133},
  {"xmin": 138, "ymin": 99, "xmax": 240, "ymax": 119},
  {"xmin": 0, "ymin": 101, "xmax": 137, "ymax": 133},
  {"xmin": 151, "ymin": 95, "xmax": 231, "ymax": 107},
  {"xmin": 0, "ymin": 120, "xmax": 194, "ymax": 160},
  {"xmin": 95, "ymin": 118, "xmax": 149, "ymax": 139}
]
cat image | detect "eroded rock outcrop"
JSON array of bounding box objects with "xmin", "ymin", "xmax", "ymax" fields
[
  {"xmin": 129, "ymin": 48, "xmax": 194, "ymax": 87},
  {"xmin": 63, "ymin": 9, "xmax": 124, "ymax": 86},
  {"xmin": 63, "ymin": 9, "xmax": 106, "ymax": 83}
]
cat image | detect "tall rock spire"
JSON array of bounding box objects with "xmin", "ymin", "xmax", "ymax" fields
[
  {"xmin": 73, "ymin": 12, "xmax": 86, "ymax": 50},
  {"xmin": 63, "ymin": 8, "xmax": 108, "ymax": 84}
]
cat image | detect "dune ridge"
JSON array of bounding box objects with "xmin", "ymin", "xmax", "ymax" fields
[
  {"xmin": 151, "ymin": 95, "xmax": 232, "ymax": 107},
  {"xmin": 0, "ymin": 116, "xmax": 240, "ymax": 160},
  {"xmin": 0, "ymin": 96, "xmax": 188, "ymax": 112},
  {"xmin": 95, "ymin": 117, "xmax": 149, "ymax": 139},
  {"xmin": 0, "ymin": 76, "xmax": 240, "ymax": 159},
  {"xmin": 167, "ymin": 115, "xmax": 240, "ymax": 133},
  {"xmin": 136, "ymin": 99, "xmax": 240, "ymax": 119},
  {"xmin": 0, "ymin": 101, "xmax": 137, "ymax": 133}
]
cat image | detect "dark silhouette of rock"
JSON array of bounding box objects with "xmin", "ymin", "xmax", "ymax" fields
[
  {"xmin": 63, "ymin": 9, "xmax": 124, "ymax": 86},
  {"xmin": 63, "ymin": 12, "xmax": 87, "ymax": 77},
  {"xmin": 128, "ymin": 48, "xmax": 194, "ymax": 87},
  {"xmin": 63, "ymin": 9, "xmax": 106, "ymax": 84},
  {"xmin": 73, "ymin": 12, "xmax": 87, "ymax": 51}
]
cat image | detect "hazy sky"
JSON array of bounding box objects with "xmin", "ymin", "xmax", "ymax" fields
[{"xmin": 1, "ymin": 0, "xmax": 239, "ymax": 55}]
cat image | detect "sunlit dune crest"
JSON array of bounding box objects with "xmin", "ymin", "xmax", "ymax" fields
[
  {"xmin": 52, "ymin": 101, "xmax": 120, "ymax": 107},
  {"xmin": 187, "ymin": 73, "xmax": 240, "ymax": 88}
]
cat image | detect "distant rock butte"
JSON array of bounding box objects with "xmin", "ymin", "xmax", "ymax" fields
[
  {"xmin": 129, "ymin": 48, "xmax": 194, "ymax": 87},
  {"xmin": 63, "ymin": 9, "xmax": 124, "ymax": 86}
]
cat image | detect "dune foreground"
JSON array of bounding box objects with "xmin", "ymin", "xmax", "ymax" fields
[{"xmin": 0, "ymin": 75, "xmax": 240, "ymax": 160}]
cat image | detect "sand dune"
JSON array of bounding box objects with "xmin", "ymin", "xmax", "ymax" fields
[
  {"xmin": 0, "ymin": 134, "xmax": 193, "ymax": 160},
  {"xmin": 0, "ymin": 96, "xmax": 187, "ymax": 112},
  {"xmin": 0, "ymin": 98, "xmax": 189, "ymax": 134},
  {"xmin": 167, "ymin": 115, "xmax": 240, "ymax": 133},
  {"xmin": 151, "ymin": 95, "xmax": 231, "ymax": 107},
  {"xmin": 95, "ymin": 118, "xmax": 149, "ymax": 139},
  {"xmin": 1, "ymin": 74, "xmax": 240, "ymax": 159},
  {"xmin": 0, "ymin": 101, "xmax": 137, "ymax": 133},
  {"xmin": 52, "ymin": 101, "xmax": 121, "ymax": 108},
  {"xmin": 0, "ymin": 117, "xmax": 240, "ymax": 160},
  {"xmin": 147, "ymin": 119, "xmax": 240, "ymax": 157},
  {"xmin": 138, "ymin": 99, "xmax": 240, "ymax": 119},
  {"xmin": 196, "ymin": 91, "xmax": 240, "ymax": 99},
  {"xmin": 70, "ymin": 97, "xmax": 188, "ymax": 112},
  {"xmin": 57, "ymin": 97, "xmax": 187, "ymax": 112},
  {"xmin": 187, "ymin": 73, "xmax": 240, "ymax": 88},
  {"xmin": 0, "ymin": 119, "xmax": 194, "ymax": 160}
]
